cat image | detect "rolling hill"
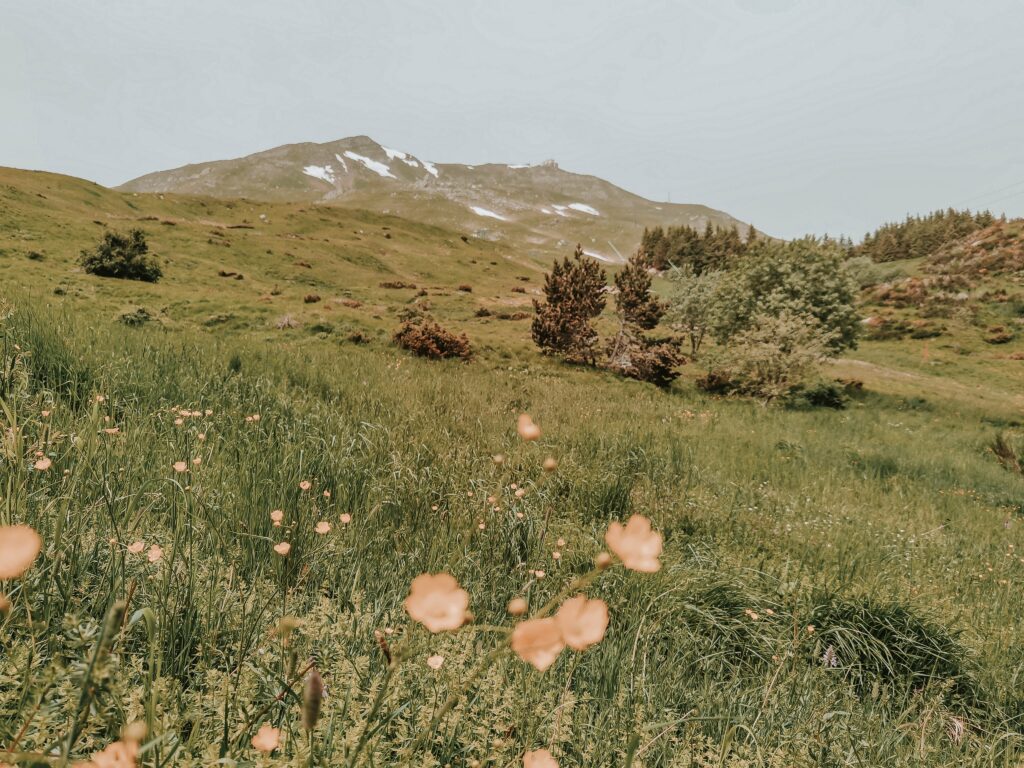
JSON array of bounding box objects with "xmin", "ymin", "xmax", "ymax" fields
[{"xmin": 118, "ymin": 135, "xmax": 752, "ymax": 264}]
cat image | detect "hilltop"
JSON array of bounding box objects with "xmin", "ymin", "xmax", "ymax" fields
[{"xmin": 118, "ymin": 135, "xmax": 751, "ymax": 264}]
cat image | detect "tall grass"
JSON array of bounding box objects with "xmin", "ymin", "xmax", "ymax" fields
[{"xmin": 1, "ymin": 295, "xmax": 1023, "ymax": 766}]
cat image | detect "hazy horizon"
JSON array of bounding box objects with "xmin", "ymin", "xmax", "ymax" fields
[{"xmin": 3, "ymin": 0, "xmax": 1023, "ymax": 239}]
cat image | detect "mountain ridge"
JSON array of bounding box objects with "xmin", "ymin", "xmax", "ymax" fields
[{"xmin": 117, "ymin": 135, "xmax": 753, "ymax": 264}]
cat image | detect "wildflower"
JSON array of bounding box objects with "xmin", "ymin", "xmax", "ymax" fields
[
  {"xmin": 274, "ymin": 542, "xmax": 291, "ymax": 556},
  {"xmin": 552, "ymin": 551, "xmax": 561, "ymax": 560},
  {"xmin": 605, "ymin": 515, "xmax": 662, "ymax": 572},
  {"xmin": 807, "ymin": 624, "xmax": 816, "ymax": 634},
  {"xmin": 82, "ymin": 737, "xmax": 138, "ymax": 768},
  {"xmin": 404, "ymin": 573, "xmax": 469, "ymax": 632},
  {"xmin": 103, "ymin": 428, "xmax": 120, "ymax": 435},
  {"xmin": 42, "ymin": 410, "xmax": 51, "ymax": 418},
  {"xmin": 197, "ymin": 433, "xmax": 206, "ymax": 441},
  {"xmin": 270, "ymin": 509, "xmax": 284, "ymax": 524},
  {"xmin": 251, "ymin": 724, "xmax": 280, "ymax": 752},
  {"xmin": 0, "ymin": 525, "xmax": 42, "ymax": 579},
  {"xmin": 515, "ymin": 489, "xmax": 526, "ymax": 499},
  {"xmin": 299, "ymin": 480, "xmax": 312, "ymax": 491},
  {"xmin": 172, "ymin": 461, "xmax": 187, "ymax": 473},
  {"xmin": 323, "ymin": 490, "xmax": 331, "ymax": 498},
  {"xmin": 508, "ymin": 597, "xmax": 528, "ymax": 616},
  {"xmin": 33, "ymin": 456, "xmax": 52, "ymax": 471},
  {"xmin": 543, "ymin": 457, "xmax": 558, "ymax": 472},
  {"xmin": 315, "ymin": 521, "xmax": 331, "ymax": 534},
  {"xmin": 492, "ymin": 453, "xmax": 505, "ymax": 465},
  {"xmin": 0, "ymin": 593, "xmax": 11, "ymax": 614},
  {"xmin": 523, "ymin": 749, "xmax": 559, "ymax": 768},
  {"xmin": 427, "ymin": 654, "xmax": 445, "ymax": 670},
  {"xmin": 517, "ymin": 414, "xmax": 541, "ymax": 441},
  {"xmin": 554, "ymin": 595, "xmax": 608, "ymax": 651},
  {"xmin": 192, "ymin": 457, "xmax": 201, "ymax": 466},
  {"xmin": 340, "ymin": 513, "xmax": 352, "ymax": 524},
  {"xmin": 127, "ymin": 540, "xmax": 145, "ymax": 554},
  {"xmin": 821, "ymin": 645, "xmax": 839, "ymax": 668},
  {"xmin": 147, "ymin": 544, "xmax": 163, "ymax": 563},
  {"xmin": 510, "ymin": 617, "xmax": 564, "ymax": 671},
  {"xmin": 556, "ymin": 538, "xmax": 566, "ymax": 547},
  {"xmin": 174, "ymin": 418, "xmax": 184, "ymax": 426}
]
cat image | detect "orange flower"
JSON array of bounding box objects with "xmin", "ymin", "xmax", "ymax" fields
[
  {"xmin": 555, "ymin": 595, "xmax": 608, "ymax": 651},
  {"xmin": 340, "ymin": 513, "xmax": 352, "ymax": 524},
  {"xmin": 147, "ymin": 544, "xmax": 163, "ymax": 563},
  {"xmin": 507, "ymin": 597, "xmax": 528, "ymax": 615},
  {"xmin": 299, "ymin": 480, "xmax": 312, "ymax": 491},
  {"xmin": 172, "ymin": 461, "xmax": 187, "ymax": 473},
  {"xmin": 81, "ymin": 737, "xmax": 138, "ymax": 768},
  {"xmin": 33, "ymin": 456, "xmax": 52, "ymax": 471},
  {"xmin": 274, "ymin": 542, "xmax": 291, "ymax": 556},
  {"xmin": 0, "ymin": 525, "xmax": 42, "ymax": 580},
  {"xmin": 127, "ymin": 540, "xmax": 145, "ymax": 554},
  {"xmin": 543, "ymin": 456, "xmax": 558, "ymax": 472},
  {"xmin": 251, "ymin": 724, "xmax": 280, "ymax": 752},
  {"xmin": 517, "ymin": 414, "xmax": 541, "ymax": 441},
  {"xmin": 523, "ymin": 749, "xmax": 559, "ymax": 768},
  {"xmin": 270, "ymin": 509, "xmax": 284, "ymax": 524},
  {"xmin": 605, "ymin": 514, "xmax": 662, "ymax": 572},
  {"xmin": 404, "ymin": 573, "xmax": 469, "ymax": 632},
  {"xmin": 510, "ymin": 617, "xmax": 564, "ymax": 671},
  {"xmin": 314, "ymin": 521, "xmax": 331, "ymax": 535},
  {"xmin": 426, "ymin": 654, "xmax": 445, "ymax": 670}
]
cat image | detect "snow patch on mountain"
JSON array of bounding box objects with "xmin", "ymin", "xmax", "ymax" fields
[
  {"xmin": 583, "ymin": 249, "xmax": 615, "ymax": 263},
  {"xmin": 508, "ymin": 164, "xmax": 531, "ymax": 169},
  {"xmin": 334, "ymin": 154, "xmax": 349, "ymax": 173},
  {"xmin": 303, "ymin": 165, "xmax": 336, "ymax": 184},
  {"xmin": 550, "ymin": 205, "xmax": 570, "ymax": 217},
  {"xmin": 343, "ymin": 151, "xmax": 395, "ymax": 179},
  {"xmin": 421, "ymin": 160, "xmax": 439, "ymax": 178},
  {"xmin": 569, "ymin": 203, "xmax": 600, "ymax": 216},
  {"xmin": 470, "ymin": 206, "xmax": 508, "ymax": 221},
  {"xmin": 383, "ymin": 147, "xmax": 420, "ymax": 168}
]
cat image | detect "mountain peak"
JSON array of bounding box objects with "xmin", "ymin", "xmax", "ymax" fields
[{"xmin": 117, "ymin": 137, "xmax": 752, "ymax": 264}]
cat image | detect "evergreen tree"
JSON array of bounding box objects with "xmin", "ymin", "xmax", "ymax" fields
[{"xmin": 531, "ymin": 244, "xmax": 607, "ymax": 364}]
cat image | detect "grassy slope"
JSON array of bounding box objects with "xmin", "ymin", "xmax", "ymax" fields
[{"xmin": 1, "ymin": 168, "xmax": 1024, "ymax": 765}]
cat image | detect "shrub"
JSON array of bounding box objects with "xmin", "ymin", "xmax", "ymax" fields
[
  {"xmin": 606, "ymin": 336, "xmax": 684, "ymax": 388},
  {"xmin": 785, "ymin": 380, "xmax": 849, "ymax": 410},
  {"xmin": 706, "ymin": 312, "xmax": 832, "ymax": 403},
  {"xmin": 713, "ymin": 238, "xmax": 859, "ymax": 353},
  {"xmin": 80, "ymin": 229, "xmax": 162, "ymax": 282},
  {"xmin": 394, "ymin": 319, "xmax": 472, "ymax": 360},
  {"xmin": 119, "ymin": 307, "xmax": 152, "ymax": 327}
]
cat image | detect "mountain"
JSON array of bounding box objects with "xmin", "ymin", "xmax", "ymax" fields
[{"xmin": 118, "ymin": 136, "xmax": 752, "ymax": 264}]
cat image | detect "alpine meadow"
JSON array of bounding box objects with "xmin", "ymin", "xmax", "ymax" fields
[{"xmin": 2, "ymin": 3, "xmax": 1024, "ymax": 767}]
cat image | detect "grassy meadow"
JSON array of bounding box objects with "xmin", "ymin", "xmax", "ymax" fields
[{"xmin": 1, "ymin": 169, "xmax": 1024, "ymax": 766}]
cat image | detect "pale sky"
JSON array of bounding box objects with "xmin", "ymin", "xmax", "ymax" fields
[{"xmin": 2, "ymin": 0, "xmax": 1022, "ymax": 239}]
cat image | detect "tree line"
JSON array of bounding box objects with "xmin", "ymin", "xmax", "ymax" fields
[{"xmin": 851, "ymin": 208, "xmax": 998, "ymax": 263}]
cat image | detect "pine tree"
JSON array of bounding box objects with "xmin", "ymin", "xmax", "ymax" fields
[{"xmin": 531, "ymin": 244, "xmax": 607, "ymax": 364}]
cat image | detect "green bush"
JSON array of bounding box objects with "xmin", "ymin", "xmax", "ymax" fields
[{"xmin": 79, "ymin": 229, "xmax": 162, "ymax": 282}]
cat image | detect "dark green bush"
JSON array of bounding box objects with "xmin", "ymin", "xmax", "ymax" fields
[{"xmin": 79, "ymin": 229, "xmax": 162, "ymax": 282}]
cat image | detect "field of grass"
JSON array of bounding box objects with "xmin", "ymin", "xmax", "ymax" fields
[{"xmin": 1, "ymin": 168, "xmax": 1024, "ymax": 766}]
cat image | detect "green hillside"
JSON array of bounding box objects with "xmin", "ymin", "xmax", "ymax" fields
[{"xmin": 2, "ymin": 167, "xmax": 1024, "ymax": 766}]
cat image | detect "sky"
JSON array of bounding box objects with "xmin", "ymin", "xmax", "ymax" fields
[{"xmin": 2, "ymin": 0, "xmax": 1023, "ymax": 239}]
